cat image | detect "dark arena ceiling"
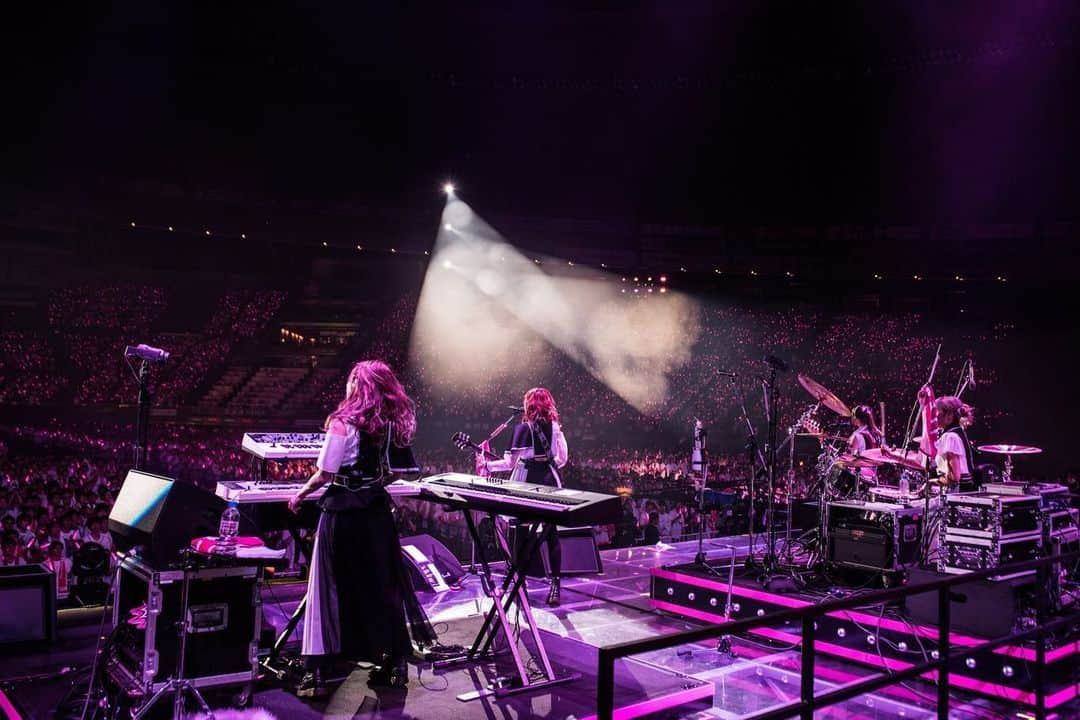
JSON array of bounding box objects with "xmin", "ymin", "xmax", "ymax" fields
[{"xmin": 1, "ymin": 2, "xmax": 1079, "ymax": 280}]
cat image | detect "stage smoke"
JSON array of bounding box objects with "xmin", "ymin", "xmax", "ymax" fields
[{"xmin": 410, "ymin": 199, "xmax": 702, "ymax": 413}]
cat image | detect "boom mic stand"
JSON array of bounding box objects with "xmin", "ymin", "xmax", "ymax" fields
[{"xmin": 729, "ymin": 375, "xmax": 767, "ymax": 567}]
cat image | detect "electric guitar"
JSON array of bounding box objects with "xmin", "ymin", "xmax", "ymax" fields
[{"xmin": 451, "ymin": 432, "xmax": 501, "ymax": 476}]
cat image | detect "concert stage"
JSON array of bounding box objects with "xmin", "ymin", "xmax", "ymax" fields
[{"xmin": 5, "ymin": 537, "xmax": 1065, "ymax": 719}]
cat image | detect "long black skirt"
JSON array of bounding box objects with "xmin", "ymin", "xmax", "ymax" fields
[{"xmin": 302, "ymin": 489, "xmax": 435, "ymax": 662}]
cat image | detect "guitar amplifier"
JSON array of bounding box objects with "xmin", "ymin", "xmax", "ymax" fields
[
  {"xmin": 827, "ymin": 501, "xmax": 922, "ymax": 572},
  {"xmin": 107, "ymin": 556, "xmax": 261, "ymax": 696}
]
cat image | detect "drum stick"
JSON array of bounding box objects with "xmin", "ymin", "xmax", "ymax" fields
[{"xmin": 879, "ymin": 401, "xmax": 886, "ymax": 442}]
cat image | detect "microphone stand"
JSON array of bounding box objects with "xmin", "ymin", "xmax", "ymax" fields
[
  {"xmin": 729, "ymin": 375, "xmax": 767, "ymax": 568},
  {"xmin": 757, "ymin": 366, "xmax": 798, "ymax": 591},
  {"xmin": 126, "ymin": 356, "xmax": 153, "ymax": 470}
]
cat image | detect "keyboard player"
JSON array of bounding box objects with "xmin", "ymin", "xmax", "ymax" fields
[{"xmin": 285, "ymin": 360, "xmax": 435, "ymax": 696}]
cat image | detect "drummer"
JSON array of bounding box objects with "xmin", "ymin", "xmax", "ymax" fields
[
  {"xmin": 919, "ymin": 391, "xmax": 977, "ymax": 492},
  {"xmin": 847, "ymin": 405, "xmax": 883, "ymax": 483}
]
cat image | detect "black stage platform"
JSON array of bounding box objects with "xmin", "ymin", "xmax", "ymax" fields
[{"xmin": 3, "ymin": 538, "xmax": 1073, "ymax": 719}]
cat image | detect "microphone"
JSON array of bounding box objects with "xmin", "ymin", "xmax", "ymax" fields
[
  {"xmin": 507, "ymin": 405, "xmax": 525, "ymax": 413},
  {"xmin": 968, "ymin": 361, "xmax": 976, "ymax": 390},
  {"xmin": 124, "ymin": 344, "xmax": 169, "ymax": 363},
  {"xmin": 718, "ymin": 370, "xmax": 738, "ymax": 377},
  {"xmin": 763, "ymin": 354, "xmax": 789, "ymax": 373}
]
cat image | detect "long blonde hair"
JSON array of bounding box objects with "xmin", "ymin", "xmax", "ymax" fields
[{"xmin": 325, "ymin": 360, "xmax": 416, "ymax": 446}]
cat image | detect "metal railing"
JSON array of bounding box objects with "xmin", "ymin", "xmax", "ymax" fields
[{"xmin": 596, "ymin": 549, "xmax": 1080, "ymax": 720}]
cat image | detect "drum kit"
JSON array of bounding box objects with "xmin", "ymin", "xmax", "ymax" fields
[
  {"xmin": 781, "ymin": 373, "xmax": 1046, "ymax": 570},
  {"xmin": 794, "ymin": 374, "xmax": 1043, "ymax": 504}
]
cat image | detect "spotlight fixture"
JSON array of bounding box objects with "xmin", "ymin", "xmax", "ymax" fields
[
  {"xmin": 168, "ymin": 226, "xmax": 174, "ymax": 232},
  {"xmin": 443, "ymin": 182, "xmax": 456, "ymax": 196},
  {"xmin": 241, "ymin": 233, "xmax": 246, "ymax": 239},
  {"xmin": 444, "ymin": 223, "xmax": 453, "ymax": 230},
  {"xmin": 205, "ymin": 230, "xmax": 211, "ymax": 236},
  {"xmin": 322, "ymin": 241, "xmax": 328, "ymax": 247},
  {"xmin": 659, "ymin": 275, "xmax": 667, "ymax": 283},
  {"xmin": 130, "ymin": 221, "xmax": 136, "ymax": 228}
]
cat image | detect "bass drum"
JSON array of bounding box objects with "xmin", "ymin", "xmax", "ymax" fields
[{"xmin": 825, "ymin": 464, "xmax": 868, "ymax": 500}]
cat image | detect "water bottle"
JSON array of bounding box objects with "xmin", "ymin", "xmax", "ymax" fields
[
  {"xmin": 218, "ymin": 501, "xmax": 240, "ymax": 554},
  {"xmin": 899, "ymin": 472, "xmax": 910, "ymax": 496}
]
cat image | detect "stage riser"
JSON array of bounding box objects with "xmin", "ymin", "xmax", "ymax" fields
[{"xmin": 649, "ymin": 566, "xmax": 1080, "ymax": 709}]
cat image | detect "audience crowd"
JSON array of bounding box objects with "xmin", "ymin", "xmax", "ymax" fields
[{"xmin": 0, "ymin": 283, "xmax": 1071, "ymax": 607}]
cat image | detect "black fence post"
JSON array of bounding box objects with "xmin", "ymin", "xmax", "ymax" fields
[
  {"xmin": 597, "ymin": 646, "xmax": 615, "ymax": 720},
  {"xmin": 801, "ymin": 615, "xmax": 816, "ymax": 720},
  {"xmin": 937, "ymin": 586, "xmax": 950, "ymax": 720}
]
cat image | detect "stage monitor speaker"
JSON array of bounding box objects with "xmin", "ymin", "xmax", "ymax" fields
[
  {"xmin": 108, "ymin": 469, "xmax": 224, "ymax": 568},
  {"xmin": 0, "ymin": 564, "xmax": 57, "ymax": 645},
  {"xmin": 511, "ymin": 525, "xmax": 603, "ymax": 578},
  {"xmin": 905, "ymin": 566, "xmax": 1036, "ymax": 637},
  {"xmin": 400, "ymin": 534, "xmax": 466, "ymax": 592}
]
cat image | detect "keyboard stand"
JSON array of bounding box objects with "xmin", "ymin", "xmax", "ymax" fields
[
  {"xmin": 261, "ymin": 511, "xmax": 311, "ymax": 678},
  {"xmin": 435, "ymin": 511, "xmax": 580, "ymax": 701}
]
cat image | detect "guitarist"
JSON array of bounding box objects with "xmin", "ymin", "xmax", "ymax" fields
[
  {"xmin": 478, "ymin": 387, "xmax": 569, "ymax": 605},
  {"xmin": 286, "ymin": 360, "xmax": 435, "ymax": 696}
]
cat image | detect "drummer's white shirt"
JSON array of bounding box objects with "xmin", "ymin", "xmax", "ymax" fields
[{"xmin": 935, "ymin": 430, "xmax": 970, "ymax": 480}]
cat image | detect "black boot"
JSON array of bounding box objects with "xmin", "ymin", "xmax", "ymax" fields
[
  {"xmin": 546, "ymin": 576, "xmax": 561, "ymax": 606},
  {"xmin": 369, "ymin": 657, "xmax": 408, "ymax": 688},
  {"xmin": 296, "ymin": 668, "xmax": 328, "ymax": 699}
]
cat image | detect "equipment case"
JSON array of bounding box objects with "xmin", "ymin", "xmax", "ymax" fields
[
  {"xmin": 944, "ymin": 492, "xmax": 1041, "ymax": 539},
  {"xmin": 108, "ymin": 555, "xmax": 262, "ymax": 694}
]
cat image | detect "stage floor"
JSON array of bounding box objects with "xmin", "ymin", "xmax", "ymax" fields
[{"xmin": 2, "ymin": 536, "xmax": 1068, "ymax": 719}]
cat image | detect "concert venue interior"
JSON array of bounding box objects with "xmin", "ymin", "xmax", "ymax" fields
[{"xmin": 2, "ymin": 3, "xmax": 1079, "ymax": 720}]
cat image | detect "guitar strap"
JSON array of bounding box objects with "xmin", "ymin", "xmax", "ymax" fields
[{"xmin": 529, "ymin": 421, "xmax": 562, "ymax": 488}]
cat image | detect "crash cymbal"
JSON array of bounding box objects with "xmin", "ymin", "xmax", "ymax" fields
[
  {"xmin": 797, "ymin": 374, "xmax": 851, "ymax": 417},
  {"xmin": 977, "ymin": 444, "xmax": 1043, "ymax": 455},
  {"xmin": 859, "ymin": 447, "xmax": 926, "ymax": 471}
]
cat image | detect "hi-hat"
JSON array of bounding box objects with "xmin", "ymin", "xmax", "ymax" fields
[
  {"xmin": 977, "ymin": 444, "xmax": 1043, "ymax": 455},
  {"xmin": 797, "ymin": 374, "xmax": 851, "ymax": 417}
]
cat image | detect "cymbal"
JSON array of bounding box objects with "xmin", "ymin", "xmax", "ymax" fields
[
  {"xmin": 859, "ymin": 447, "xmax": 926, "ymax": 471},
  {"xmin": 977, "ymin": 444, "xmax": 1043, "ymax": 455},
  {"xmin": 797, "ymin": 374, "xmax": 851, "ymax": 417},
  {"xmin": 834, "ymin": 452, "xmax": 883, "ymax": 469}
]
